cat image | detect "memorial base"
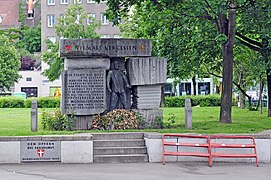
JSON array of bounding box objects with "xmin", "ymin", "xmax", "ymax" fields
[
  {"xmin": 72, "ymin": 115, "xmax": 93, "ymax": 130},
  {"xmin": 132, "ymin": 109, "xmax": 163, "ymax": 129}
]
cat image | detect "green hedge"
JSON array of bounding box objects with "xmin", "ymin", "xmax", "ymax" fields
[
  {"xmin": 0, "ymin": 97, "xmax": 25, "ymax": 108},
  {"xmin": 0, "ymin": 96, "xmax": 60, "ymax": 108},
  {"xmin": 165, "ymin": 95, "xmax": 223, "ymax": 107}
]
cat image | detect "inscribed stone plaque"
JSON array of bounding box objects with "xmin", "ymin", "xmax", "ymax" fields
[
  {"xmin": 127, "ymin": 57, "xmax": 167, "ymax": 85},
  {"xmin": 59, "ymin": 38, "xmax": 152, "ymax": 58},
  {"xmin": 21, "ymin": 141, "xmax": 60, "ymax": 162},
  {"xmin": 61, "ymin": 69, "xmax": 106, "ymax": 115}
]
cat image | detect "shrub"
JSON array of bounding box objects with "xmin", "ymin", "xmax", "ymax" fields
[
  {"xmin": 37, "ymin": 97, "xmax": 60, "ymax": 108},
  {"xmin": 0, "ymin": 96, "xmax": 25, "ymax": 108},
  {"xmin": 40, "ymin": 108, "xmax": 75, "ymax": 131},
  {"xmin": 165, "ymin": 95, "xmax": 223, "ymax": 107},
  {"xmin": 25, "ymin": 97, "xmax": 60, "ymax": 108}
]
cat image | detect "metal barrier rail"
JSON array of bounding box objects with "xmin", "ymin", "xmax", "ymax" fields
[
  {"xmin": 209, "ymin": 135, "xmax": 259, "ymax": 167},
  {"xmin": 162, "ymin": 134, "xmax": 211, "ymax": 166}
]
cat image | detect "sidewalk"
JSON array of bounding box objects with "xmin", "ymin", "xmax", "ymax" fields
[{"xmin": 0, "ymin": 162, "xmax": 270, "ymax": 180}]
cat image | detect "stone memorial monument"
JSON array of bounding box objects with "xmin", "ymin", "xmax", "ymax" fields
[{"xmin": 60, "ymin": 38, "xmax": 167, "ymax": 130}]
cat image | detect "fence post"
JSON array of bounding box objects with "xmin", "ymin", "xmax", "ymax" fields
[
  {"xmin": 31, "ymin": 100, "xmax": 38, "ymax": 132},
  {"xmin": 185, "ymin": 98, "xmax": 192, "ymax": 129}
]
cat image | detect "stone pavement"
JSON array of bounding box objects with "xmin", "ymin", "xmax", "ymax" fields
[{"xmin": 0, "ymin": 162, "xmax": 270, "ymax": 180}]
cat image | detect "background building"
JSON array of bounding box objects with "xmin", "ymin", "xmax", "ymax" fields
[
  {"xmin": 0, "ymin": 0, "xmax": 20, "ymax": 29},
  {"xmin": 14, "ymin": 0, "xmax": 121, "ymax": 97},
  {"xmin": 41, "ymin": 0, "xmax": 120, "ymax": 51}
]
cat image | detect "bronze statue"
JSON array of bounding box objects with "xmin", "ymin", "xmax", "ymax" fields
[{"xmin": 107, "ymin": 61, "xmax": 131, "ymax": 110}]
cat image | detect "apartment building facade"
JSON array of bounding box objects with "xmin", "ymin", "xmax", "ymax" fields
[{"xmin": 41, "ymin": 0, "xmax": 120, "ymax": 51}]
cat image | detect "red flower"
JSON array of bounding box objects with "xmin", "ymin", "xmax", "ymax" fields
[{"xmin": 65, "ymin": 45, "xmax": 71, "ymax": 51}]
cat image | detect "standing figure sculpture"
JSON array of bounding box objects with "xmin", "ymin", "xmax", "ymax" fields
[{"xmin": 107, "ymin": 61, "xmax": 131, "ymax": 110}]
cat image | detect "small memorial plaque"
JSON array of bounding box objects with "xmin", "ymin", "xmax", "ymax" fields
[
  {"xmin": 62, "ymin": 69, "xmax": 106, "ymax": 115},
  {"xmin": 21, "ymin": 141, "xmax": 61, "ymax": 162}
]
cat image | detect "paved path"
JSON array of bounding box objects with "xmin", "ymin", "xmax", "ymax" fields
[{"xmin": 0, "ymin": 162, "xmax": 270, "ymax": 180}]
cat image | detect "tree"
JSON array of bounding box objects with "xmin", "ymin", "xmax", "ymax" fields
[
  {"xmin": 235, "ymin": 1, "xmax": 271, "ymax": 116},
  {"xmin": 0, "ymin": 35, "xmax": 20, "ymax": 91},
  {"xmin": 100, "ymin": 0, "xmax": 242, "ymax": 123},
  {"xmin": 17, "ymin": 24, "xmax": 41, "ymax": 53},
  {"xmin": 41, "ymin": 2, "xmax": 100, "ymax": 81}
]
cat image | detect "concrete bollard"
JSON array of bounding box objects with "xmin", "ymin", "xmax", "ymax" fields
[
  {"xmin": 31, "ymin": 100, "xmax": 38, "ymax": 132},
  {"xmin": 185, "ymin": 98, "xmax": 192, "ymax": 129}
]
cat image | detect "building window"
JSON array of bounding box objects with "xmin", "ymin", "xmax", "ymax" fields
[
  {"xmin": 101, "ymin": 35, "xmax": 110, "ymax": 38},
  {"xmin": 47, "ymin": 36, "xmax": 57, "ymax": 44},
  {"xmin": 48, "ymin": 0, "xmax": 55, "ymax": 5},
  {"xmin": 179, "ymin": 83, "xmax": 191, "ymax": 96},
  {"xmin": 164, "ymin": 83, "xmax": 175, "ymax": 96},
  {"xmin": 101, "ymin": 13, "xmax": 109, "ymax": 25},
  {"xmin": 87, "ymin": 13, "xmax": 96, "ymax": 25},
  {"xmin": 198, "ymin": 82, "xmax": 210, "ymax": 95},
  {"xmin": 61, "ymin": 0, "xmax": 69, "ymax": 4},
  {"xmin": 47, "ymin": 15, "xmax": 55, "ymax": 27},
  {"xmin": 87, "ymin": 0, "xmax": 95, "ymax": 3},
  {"xmin": 21, "ymin": 87, "xmax": 38, "ymax": 98},
  {"xmin": 26, "ymin": 77, "xmax": 32, "ymax": 82}
]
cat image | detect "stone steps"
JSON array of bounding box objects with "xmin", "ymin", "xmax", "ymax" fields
[
  {"xmin": 94, "ymin": 154, "xmax": 148, "ymax": 163},
  {"xmin": 93, "ymin": 133, "xmax": 148, "ymax": 163},
  {"xmin": 94, "ymin": 139, "xmax": 145, "ymax": 147},
  {"xmin": 94, "ymin": 147, "xmax": 147, "ymax": 155},
  {"xmin": 92, "ymin": 132, "xmax": 144, "ymax": 140}
]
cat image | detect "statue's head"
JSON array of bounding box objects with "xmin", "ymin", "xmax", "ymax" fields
[{"xmin": 113, "ymin": 61, "xmax": 119, "ymax": 70}]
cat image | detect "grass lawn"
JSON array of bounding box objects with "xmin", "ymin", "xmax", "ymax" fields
[{"xmin": 0, "ymin": 107, "xmax": 271, "ymax": 136}]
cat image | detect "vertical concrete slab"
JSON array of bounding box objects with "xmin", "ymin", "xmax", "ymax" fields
[
  {"xmin": 61, "ymin": 141, "xmax": 93, "ymax": 163},
  {"xmin": 0, "ymin": 142, "xmax": 20, "ymax": 163},
  {"xmin": 144, "ymin": 138, "xmax": 163, "ymax": 163},
  {"xmin": 255, "ymin": 139, "xmax": 270, "ymax": 163}
]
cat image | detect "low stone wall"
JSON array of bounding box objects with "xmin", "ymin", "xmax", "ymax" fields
[
  {"xmin": 0, "ymin": 135, "xmax": 93, "ymax": 164},
  {"xmin": 144, "ymin": 133, "xmax": 271, "ymax": 163},
  {"xmin": 1, "ymin": 133, "xmax": 270, "ymax": 164}
]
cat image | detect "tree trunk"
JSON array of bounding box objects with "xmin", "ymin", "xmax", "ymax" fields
[
  {"xmin": 192, "ymin": 76, "xmax": 196, "ymax": 95},
  {"xmin": 219, "ymin": 4, "xmax": 236, "ymax": 124},
  {"xmin": 238, "ymin": 72, "xmax": 245, "ymax": 109},
  {"xmin": 266, "ymin": 68, "xmax": 271, "ymax": 116},
  {"xmin": 239, "ymin": 92, "xmax": 245, "ymax": 109},
  {"xmin": 256, "ymin": 75, "xmax": 263, "ymax": 112}
]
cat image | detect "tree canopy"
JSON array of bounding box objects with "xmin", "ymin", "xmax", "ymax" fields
[{"xmin": 0, "ymin": 35, "xmax": 20, "ymax": 91}]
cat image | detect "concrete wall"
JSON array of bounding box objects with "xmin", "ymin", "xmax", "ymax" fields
[
  {"xmin": 144, "ymin": 133, "xmax": 271, "ymax": 164},
  {"xmin": 0, "ymin": 135, "xmax": 93, "ymax": 164},
  {"xmin": 1, "ymin": 133, "xmax": 270, "ymax": 164}
]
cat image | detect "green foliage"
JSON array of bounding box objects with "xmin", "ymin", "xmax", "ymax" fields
[
  {"xmin": 17, "ymin": 24, "xmax": 41, "ymax": 53},
  {"xmin": 41, "ymin": 2, "xmax": 100, "ymax": 81},
  {"xmin": 0, "ymin": 97, "xmax": 25, "ymax": 108},
  {"xmin": 165, "ymin": 95, "xmax": 222, "ymax": 107},
  {"xmin": 41, "ymin": 109, "xmax": 74, "ymax": 131},
  {"xmin": 55, "ymin": 3, "xmax": 100, "ymax": 39},
  {"xmin": 0, "ymin": 96, "xmax": 60, "ymax": 108},
  {"xmin": 41, "ymin": 41, "xmax": 64, "ymax": 81},
  {"xmin": 115, "ymin": 1, "xmax": 222, "ymax": 80},
  {"xmin": 0, "ymin": 35, "xmax": 20, "ymax": 91},
  {"xmin": 25, "ymin": 97, "xmax": 60, "ymax": 108},
  {"xmin": 18, "ymin": 1, "xmax": 26, "ymax": 23}
]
